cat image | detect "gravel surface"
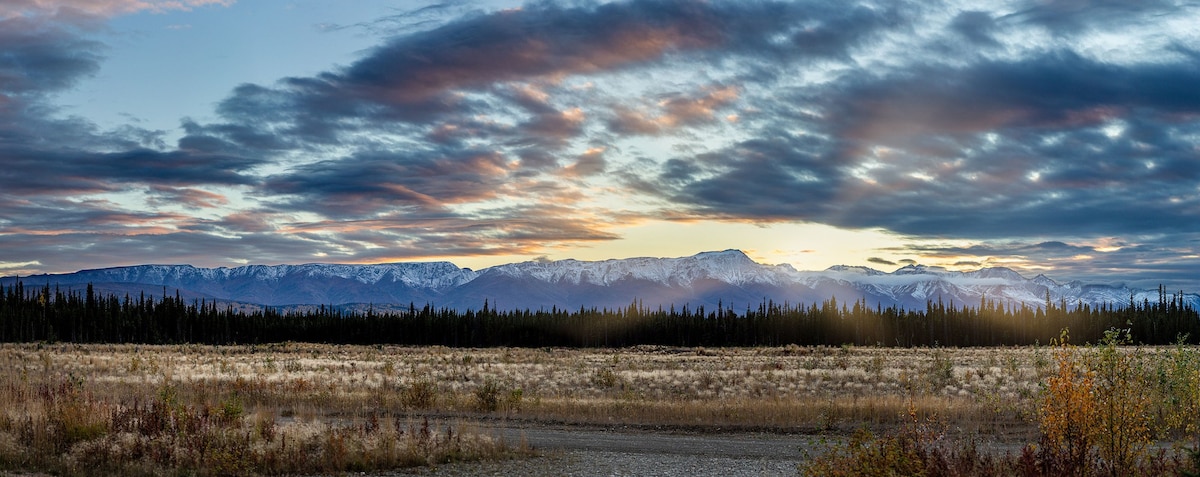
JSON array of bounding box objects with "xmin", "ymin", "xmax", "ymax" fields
[
  {"xmin": 390, "ymin": 424, "xmax": 828, "ymax": 476},
  {"xmin": 395, "ymin": 449, "xmax": 800, "ymax": 476}
]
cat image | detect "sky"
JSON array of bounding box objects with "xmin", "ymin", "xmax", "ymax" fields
[{"xmin": 1, "ymin": 0, "xmax": 1198, "ymax": 290}]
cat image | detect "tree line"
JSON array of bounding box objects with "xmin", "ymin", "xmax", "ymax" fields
[{"xmin": 0, "ymin": 281, "xmax": 1197, "ymax": 347}]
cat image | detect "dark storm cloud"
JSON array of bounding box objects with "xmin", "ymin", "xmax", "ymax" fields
[
  {"xmin": 1007, "ymin": 0, "xmax": 1183, "ymax": 34},
  {"xmin": 828, "ymin": 51, "xmax": 1200, "ymax": 143},
  {"xmin": 0, "ymin": 15, "xmax": 102, "ymax": 95},
  {"xmin": 867, "ymin": 257, "xmax": 896, "ymax": 266},
  {"xmin": 949, "ymin": 11, "xmax": 998, "ymax": 46},
  {"xmin": 261, "ymin": 148, "xmax": 512, "ymax": 217},
  {"xmin": 0, "ymin": 144, "xmax": 263, "ymax": 197},
  {"xmin": 0, "ymin": 12, "xmax": 276, "ymax": 279},
  {"xmin": 0, "ymin": 13, "xmax": 263, "ymax": 205},
  {"xmin": 0, "ymin": 15, "xmax": 105, "ymax": 151},
  {"xmin": 153, "ymin": 0, "xmax": 907, "ymax": 227},
  {"xmin": 97, "ymin": 148, "xmax": 264, "ymax": 186},
  {"xmin": 785, "ymin": 3, "xmax": 904, "ymax": 58},
  {"xmin": 656, "ymin": 131, "xmax": 843, "ymax": 220},
  {"xmin": 199, "ymin": 0, "xmax": 905, "ymax": 150},
  {"xmin": 336, "ymin": 0, "xmax": 821, "ymax": 104},
  {"xmin": 660, "ymin": 50, "xmax": 1200, "ymax": 239}
]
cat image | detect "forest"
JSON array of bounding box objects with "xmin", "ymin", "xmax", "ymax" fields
[{"xmin": 0, "ymin": 281, "xmax": 1197, "ymax": 347}]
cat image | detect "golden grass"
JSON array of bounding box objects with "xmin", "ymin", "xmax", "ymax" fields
[
  {"xmin": 0, "ymin": 343, "xmax": 1058, "ymax": 434},
  {"xmin": 0, "ymin": 343, "xmax": 527, "ymax": 476},
  {"xmin": 1, "ymin": 341, "xmax": 1194, "ymax": 475},
  {"xmin": 16, "ymin": 341, "xmax": 1190, "ymax": 475}
]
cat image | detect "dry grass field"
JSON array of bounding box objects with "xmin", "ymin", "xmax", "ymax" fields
[{"xmin": 0, "ymin": 341, "xmax": 1196, "ymax": 475}]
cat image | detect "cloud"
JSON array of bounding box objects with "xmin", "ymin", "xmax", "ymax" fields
[
  {"xmin": 0, "ymin": 201, "xmax": 622, "ymax": 275},
  {"xmin": 0, "ymin": 145, "xmax": 264, "ymax": 197},
  {"xmin": 261, "ymin": 148, "xmax": 513, "ymax": 217},
  {"xmin": 828, "ymin": 51, "xmax": 1200, "ymax": 143},
  {"xmin": 0, "ymin": 16, "xmax": 102, "ymax": 95},
  {"xmin": 654, "ymin": 50, "xmax": 1200, "ymax": 241},
  {"xmin": 341, "ymin": 1, "xmax": 723, "ymax": 105},
  {"xmin": 197, "ymin": 0, "xmax": 903, "ymax": 149},
  {"xmin": 0, "ymin": 14, "xmax": 262, "ymax": 202},
  {"xmin": 4, "ymin": 0, "xmax": 1199, "ymax": 293},
  {"xmin": 316, "ymin": 1, "xmax": 479, "ymax": 36},
  {"xmin": 607, "ymin": 85, "xmax": 739, "ymax": 135},
  {"xmin": 561, "ymin": 147, "xmax": 607, "ymax": 178},
  {"xmin": 0, "ymin": 10, "xmax": 267, "ymax": 277},
  {"xmin": 265, "ymin": 203, "xmax": 621, "ymax": 264},
  {"xmin": 0, "ymin": 0, "xmax": 234, "ymax": 19},
  {"xmin": 0, "ymin": 261, "xmax": 41, "ymax": 270},
  {"xmin": 147, "ymin": 186, "xmax": 229, "ymax": 209},
  {"xmin": 650, "ymin": 131, "xmax": 843, "ymax": 220},
  {"xmin": 0, "ymin": 230, "xmax": 321, "ymax": 274},
  {"xmin": 948, "ymin": 11, "xmax": 999, "ymax": 47},
  {"xmin": 892, "ymin": 237, "xmax": 1200, "ymax": 289},
  {"xmin": 1005, "ymin": 0, "xmax": 1182, "ymax": 34}
]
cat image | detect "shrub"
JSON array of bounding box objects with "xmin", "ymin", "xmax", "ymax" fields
[
  {"xmin": 474, "ymin": 379, "xmax": 502, "ymax": 413},
  {"xmin": 926, "ymin": 348, "xmax": 957, "ymax": 392},
  {"xmin": 1034, "ymin": 328, "xmax": 1165, "ymax": 476},
  {"xmin": 402, "ymin": 380, "xmax": 437, "ymax": 410},
  {"xmin": 1036, "ymin": 330, "xmax": 1097, "ymax": 474},
  {"xmin": 800, "ymin": 402, "xmax": 1004, "ymax": 476},
  {"xmin": 1088, "ymin": 329, "xmax": 1154, "ymax": 474},
  {"xmin": 218, "ymin": 394, "xmax": 244, "ymax": 423}
]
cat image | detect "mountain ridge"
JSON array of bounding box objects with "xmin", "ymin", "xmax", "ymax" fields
[{"xmin": 3, "ymin": 250, "xmax": 1196, "ymax": 312}]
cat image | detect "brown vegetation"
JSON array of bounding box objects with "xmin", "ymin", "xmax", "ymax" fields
[
  {"xmin": 0, "ymin": 339, "xmax": 1196, "ymax": 475},
  {"xmin": 0, "ymin": 344, "xmax": 524, "ymax": 476},
  {"xmin": 801, "ymin": 331, "xmax": 1200, "ymax": 476}
]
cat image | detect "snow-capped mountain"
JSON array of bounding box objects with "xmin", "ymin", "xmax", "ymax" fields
[
  {"xmin": 3, "ymin": 262, "xmax": 478, "ymax": 306},
  {"xmin": 484, "ymin": 250, "xmax": 797, "ymax": 287},
  {"xmin": 3, "ymin": 250, "xmax": 1196, "ymax": 312}
]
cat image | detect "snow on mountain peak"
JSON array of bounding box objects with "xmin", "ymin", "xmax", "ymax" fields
[
  {"xmin": 7, "ymin": 251, "xmax": 1198, "ymax": 312},
  {"xmin": 692, "ymin": 249, "xmax": 753, "ymax": 262},
  {"xmin": 42, "ymin": 262, "xmax": 479, "ymax": 290},
  {"xmin": 965, "ymin": 267, "xmax": 1026, "ymax": 281},
  {"xmin": 484, "ymin": 249, "xmax": 787, "ymax": 287},
  {"xmin": 893, "ymin": 264, "xmax": 946, "ymax": 275},
  {"xmin": 1032, "ymin": 274, "xmax": 1059, "ymax": 287},
  {"xmin": 825, "ymin": 265, "xmax": 885, "ymax": 275}
]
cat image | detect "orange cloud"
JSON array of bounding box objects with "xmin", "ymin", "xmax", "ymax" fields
[{"xmin": 609, "ymin": 85, "xmax": 739, "ymax": 135}]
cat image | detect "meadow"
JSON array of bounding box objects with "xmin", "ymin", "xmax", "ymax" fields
[{"xmin": 0, "ymin": 338, "xmax": 1197, "ymax": 475}]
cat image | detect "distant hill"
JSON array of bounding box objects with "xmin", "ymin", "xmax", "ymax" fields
[{"xmin": 4, "ymin": 250, "xmax": 1196, "ymax": 312}]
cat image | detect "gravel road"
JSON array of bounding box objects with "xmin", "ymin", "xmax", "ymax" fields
[{"xmin": 392, "ymin": 424, "xmax": 832, "ymax": 476}]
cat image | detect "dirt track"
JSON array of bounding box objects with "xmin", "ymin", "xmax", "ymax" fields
[{"xmin": 393, "ymin": 424, "xmax": 829, "ymax": 476}]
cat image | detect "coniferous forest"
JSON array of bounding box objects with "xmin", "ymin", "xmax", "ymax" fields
[{"xmin": 0, "ymin": 281, "xmax": 1197, "ymax": 347}]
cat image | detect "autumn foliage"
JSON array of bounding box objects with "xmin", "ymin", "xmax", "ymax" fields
[{"xmin": 803, "ymin": 328, "xmax": 1200, "ymax": 476}]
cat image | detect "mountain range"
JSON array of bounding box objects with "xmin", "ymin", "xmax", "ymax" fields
[{"xmin": 3, "ymin": 250, "xmax": 1196, "ymax": 312}]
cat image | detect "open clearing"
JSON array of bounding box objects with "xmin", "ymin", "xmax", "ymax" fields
[
  {"xmin": 3, "ymin": 342, "xmax": 1051, "ymax": 432},
  {"xmin": 4, "ymin": 342, "xmax": 1192, "ymax": 475}
]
